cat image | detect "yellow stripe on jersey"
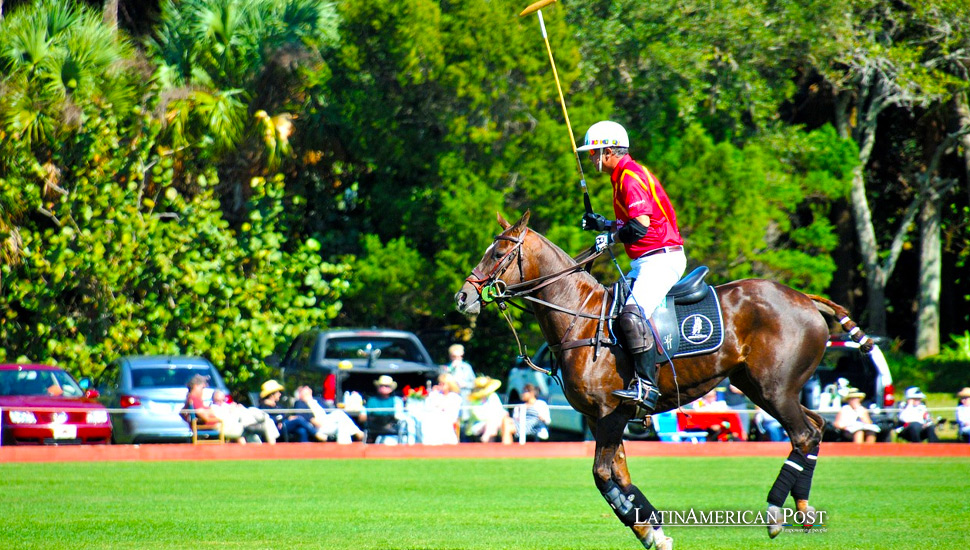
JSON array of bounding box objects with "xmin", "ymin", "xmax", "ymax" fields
[{"xmin": 620, "ymin": 169, "xmax": 670, "ymax": 222}]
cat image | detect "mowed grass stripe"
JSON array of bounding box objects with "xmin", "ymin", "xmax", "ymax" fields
[{"xmin": 1, "ymin": 456, "xmax": 967, "ymax": 549}]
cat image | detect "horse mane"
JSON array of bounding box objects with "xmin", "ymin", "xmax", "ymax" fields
[{"xmin": 527, "ymin": 227, "xmax": 603, "ymax": 289}]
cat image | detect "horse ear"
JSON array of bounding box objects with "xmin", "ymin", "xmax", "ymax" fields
[
  {"xmin": 512, "ymin": 210, "xmax": 531, "ymax": 232},
  {"xmin": 497, "ymin": 212, "xmax": 511, "ymax": 230}
]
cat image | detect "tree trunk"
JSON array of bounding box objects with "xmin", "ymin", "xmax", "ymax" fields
[
  {"xmin": 848, "ymin": 164, "xmax": 888, "ymax": 334},
  {"xmin": 103, "ymin": 0, "xmax": 119, "ymax": 29},
  {"xmin": 957, "ymin": 92, "xmax": 970, "ymax": 205},
  {"xmin": 916, "ymin": 196, "xmax": 941, "ymax": 358}
]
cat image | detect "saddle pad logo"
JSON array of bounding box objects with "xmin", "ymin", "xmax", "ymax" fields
[{"xmin": 681, "ymin": 314, "xmax": 714, "ymax": 345}]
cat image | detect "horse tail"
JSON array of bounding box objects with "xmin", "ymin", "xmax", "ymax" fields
[{"xmin": 805, "ymin": 294, "xmax": 874, "ymax": 353}]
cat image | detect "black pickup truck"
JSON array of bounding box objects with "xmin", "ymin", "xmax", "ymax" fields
[{"xmin": 277, "ymin": 328, "xmax": 441, "ymax": 405}]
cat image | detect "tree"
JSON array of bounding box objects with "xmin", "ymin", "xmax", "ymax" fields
[{"xmin": 817, "ymin": 0, "xmax": 970, "ymax": 345}]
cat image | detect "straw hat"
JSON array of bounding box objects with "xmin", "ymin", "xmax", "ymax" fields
[
  {"xmin": 260, "ymin": 379, "xmax": 286, "ymax": 398},
  {"xmin": 904, "ymin": 387, "xmax": 926, "ymax": 400},
  {"xmin": 956, "ymin": 387, "xmax": 970, "ymax": 399},
  {"xmin": 844, "ymin": 388, "xmax": 866, "ymax": 400},
  {"xmin": 374, "ymin": 375, "xmax": 398, "ymax": 390},
  {"xmin": 469, "ymin": 376, "xmax": 501, "ymax": 401}
]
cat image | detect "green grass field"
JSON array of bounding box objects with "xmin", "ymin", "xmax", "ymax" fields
[{"xmin": 1, "ymin": 456, "xmax": 968, "ymax": 549}]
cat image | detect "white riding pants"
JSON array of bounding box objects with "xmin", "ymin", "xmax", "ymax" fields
[{"xmin": 625, "ymin": 249, "xmax": 687, "ymax": 318}]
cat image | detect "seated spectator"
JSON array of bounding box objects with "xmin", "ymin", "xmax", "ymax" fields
[
  {"xmin": 692, "ymin": 389, "xmax": 729, "ymax": 412},
  {"xmin": 258, "ymin": 379, "xmax": 317, "ymax": 442},
  {"xmin": 210, "ymin": 389, "xmax": 279, "ymax": 444},
  {"xmin": 293, "ymin": 385, "xmax": 364, "ymax": 444},
  {"xmin": 833, "ymin": 389, "xmax": 879, "ymax": 443},
  {"xmin": 361, "ymin": 375, "xmax": 408, "ymax": 445},
  {"xmin": 691, "ymin": 389, "xmax": 735, "ymax": 441},
  {"xmin": 180, "ymin": 374, "xmax": 222, "ymax": 429},
  {"xmin": 751, "ymin": 406, "xmax": 789, "ymax": 442},
  {"xmin": 956, "ymin": 387, "xmax": 970, "ymax": 443},
  {"xmin": 897, "ymin": 387, "xmax": 939, "ymax": 443},
  {"xmin": 421, "ymin": 374, "xmax": 463, "ymax": 445},
  {"xmin": 511, "ymin": 384, "xmax": 551, "ymax": 441},
  {"xmin": 463, "ymin": 376, "xmax": 514, "ymax": 444}
]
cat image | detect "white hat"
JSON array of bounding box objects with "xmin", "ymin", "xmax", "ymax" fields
[
  {"xmin": 904, "ymin": 387, "xmax": 926, "ymax": 400},
  {"xmin": 576, "ymin": 121, "xmax": 629, "ymax": 151}
]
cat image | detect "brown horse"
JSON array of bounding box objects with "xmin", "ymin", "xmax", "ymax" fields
[{"xmin": 454, "ymin": 211, "xmax": 872, "ymax": 549}]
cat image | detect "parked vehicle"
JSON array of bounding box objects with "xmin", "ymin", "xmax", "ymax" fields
[
  {"xmin": 95, "ymin": 356, "xmax": 230, "ymax": 444},
  {"xmin": 278, "ymin": 329, "xmax": 441, "ymax": 406},
  {"xmin": 0, "ymin": 364, "xmax": 111, "ymax": 445},
  {"xmin": 504, "ymin": 344, "xmax": 590, "ymax": 439},
  {"xmin": 800, "ymin": 334, "xmax": 895, "ymax": 441}
]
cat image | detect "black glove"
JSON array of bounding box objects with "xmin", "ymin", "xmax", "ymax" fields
[{"xmin": 581, "ymin": 212, "xmax": 610, "ymax": 232}]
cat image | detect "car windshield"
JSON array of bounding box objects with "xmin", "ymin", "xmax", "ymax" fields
[
  {"xmin": 0, "ymin": 368, "xmax": 84, "ymax": 397},
  {"xmin": 324, "ymin": 337, "xmax": 424, "ymax": 363},
  {"xmin": 131, "ymin": 367, "xmax": 215, "ymax": 389}
]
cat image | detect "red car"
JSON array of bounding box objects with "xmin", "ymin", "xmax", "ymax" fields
[{"xmin": 0, "ymin": 364, "xmax": 112, "ymax": 445}]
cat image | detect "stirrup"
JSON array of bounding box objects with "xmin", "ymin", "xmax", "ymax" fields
[{"xmin": 612, "ymin": 378, "xmax": 660, "ymax": 411}]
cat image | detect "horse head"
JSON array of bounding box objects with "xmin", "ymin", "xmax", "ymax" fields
[{"xmin": 454, "ymin": 210, "xmax": 536, "ymax": 316}]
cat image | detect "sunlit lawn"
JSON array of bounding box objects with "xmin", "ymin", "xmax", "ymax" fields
[{"xmin": 1, "ymin": 455, "xmax": 967, "ymax": 549}]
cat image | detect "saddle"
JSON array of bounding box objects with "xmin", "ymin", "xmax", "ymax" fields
[{"xmin": 611, "ymin": 266, "xmax": 724, "ymax": 364}]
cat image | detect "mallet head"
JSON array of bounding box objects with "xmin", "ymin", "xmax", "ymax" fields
[{"xmin": 519, "ymin": 0, "xmax": 558, "ymax": 17}]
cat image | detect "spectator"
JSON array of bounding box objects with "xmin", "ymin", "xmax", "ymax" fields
[
  {"xmin": 463, "ymin": 376, "xmax": 514, "ymax": 444},
  {"xmin": 692, "ymin": 389, "xmax": 729, "ymax": 411},
  {"xmin": 210, "ymin": 389, "xmax": 279, "ymax": 444},
  {"xmin": 293, "ymin": 385, "xmax": 364, "ymax": 444},
  {"xmin": 956, "ymin": 387, "xmax": 970, "ymax": 443},
  {"xmin": 511, "ymin": 384, "xmax": 551, "ymax": 441},
  {"xmin": 421, "ymin": 373, "xmax": 463, "ymax": 445},
  {"xmin": 361, "ymin": 375, "xmax": 408, "ymax": 444},
  {"xmin": 752, "ymin": 407, "xmax": 788, "ymax": 442},
  {"xmin": 691, "ymin": 388, "xmax": 734, "ymax": 441},
  {"xmin": 258, "ymin": 379, "xmax": 317, "ymax": 442},
  {"xmin": 180, "ymin": 374, "xmax": 221, "ymax": 429},
  {"xmin": 721, "ymin": 381, "xmax": 750, "ymax": 438},
  {"xmin": 833, "ymin": 389, "xmax": 879, "ymax": 443},
  {"xmin": 445, "ymin": 344, "xmax": 477, "ymax": 397},
  {"xmin": 897, "ymin": 387, "xmax": 940, "ymax": 443}
]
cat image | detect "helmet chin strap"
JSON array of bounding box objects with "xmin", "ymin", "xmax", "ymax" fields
[{"xmin": 598, "ymin": 150, "xmax": 603, "ymax": 173}]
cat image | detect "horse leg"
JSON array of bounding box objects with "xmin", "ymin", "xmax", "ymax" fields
[
  {"xmin": 610, "ymin": 441, "xmax": 673, "ymax": 550},
  {"xmin": 729, "ymin": 375, "xmax": 822, "ymax": 537},
  {"xmin": 592, "ymin": 409, "xmax": 671, "ymax": 550},
  {"xmin": 763, "ymin": 399, "xmax": 823, "ymax": 537}
]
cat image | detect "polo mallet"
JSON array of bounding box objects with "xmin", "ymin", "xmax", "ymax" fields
[{"xmin": 519, "ymin": 0, "xmax": 592, "ymax": 214}]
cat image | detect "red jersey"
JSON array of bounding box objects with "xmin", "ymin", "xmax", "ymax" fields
[{"xmin": 610, "ymin": 155, "xmax": 683, "ymax": 259}]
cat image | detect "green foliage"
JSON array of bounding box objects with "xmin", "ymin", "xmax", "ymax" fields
[
  {"xmin": 653, "ymin": 124, "xmax": 853, "ymax": 291},
  {"xmin": 888, "ymin": 332, "xmax": 970, "ymax": 392},
  {"xmin": 0, "ymin": 0, "xmax": 348, "ymax": 388}
]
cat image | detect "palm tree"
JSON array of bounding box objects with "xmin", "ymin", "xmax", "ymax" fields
[
  {"xmin": 149, "ymin": 0, "xmax": 340, "ymax": 179},
  {"xmin": 0, "ymin": 0, "xmax": 137, "ymax": 161}
]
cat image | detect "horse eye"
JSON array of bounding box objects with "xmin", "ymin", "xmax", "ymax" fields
[{"xmin": 492, "ymin": 249, "xmax": 505, "ymax": 260}]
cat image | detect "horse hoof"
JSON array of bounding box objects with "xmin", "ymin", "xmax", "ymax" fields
[
  {"xmin": 767, "ymin": 505, "xmax": 784, "ymax": 539},
  {"xmin": 801, "ymin": 505, "xmax": 817, "ymax": 531},
  {"xmin": 641, "ymin": 528, "xmax": 672, "ymax": 550}
]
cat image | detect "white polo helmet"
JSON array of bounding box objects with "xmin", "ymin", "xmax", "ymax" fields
[{"xmin": 577, "ymin": 121, "xmax": 629, "ymax": 151}]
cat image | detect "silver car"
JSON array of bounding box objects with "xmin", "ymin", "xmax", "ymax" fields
[{"xmin": 95, "ymin": 356, "xmax": 230, "ymax": 443}]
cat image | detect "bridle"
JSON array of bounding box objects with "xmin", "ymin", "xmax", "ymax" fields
[
  {"xmin": 463, "ymin": 228, "xmax": 615, "ymax": 374},
  {"xmin": 464, "ymin": 233, "xmax": 525, "ymax": 305}
]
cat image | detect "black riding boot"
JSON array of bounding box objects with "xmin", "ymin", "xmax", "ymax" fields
[{"xmin": 611, "ymin": 305, "xmax": 661, "ymax": 411}]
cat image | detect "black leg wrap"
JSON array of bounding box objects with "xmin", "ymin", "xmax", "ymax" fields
[
  {"xmin": 791, "ymin": 445, "xmax": 819, "ymax": 501},
  {"xmin": 767, "ymin": 449, "xmax": 809, "ymax": 507},
  {"xmin": 598, "ymin": 480, "xmax": 659, "ymax": 527}
]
